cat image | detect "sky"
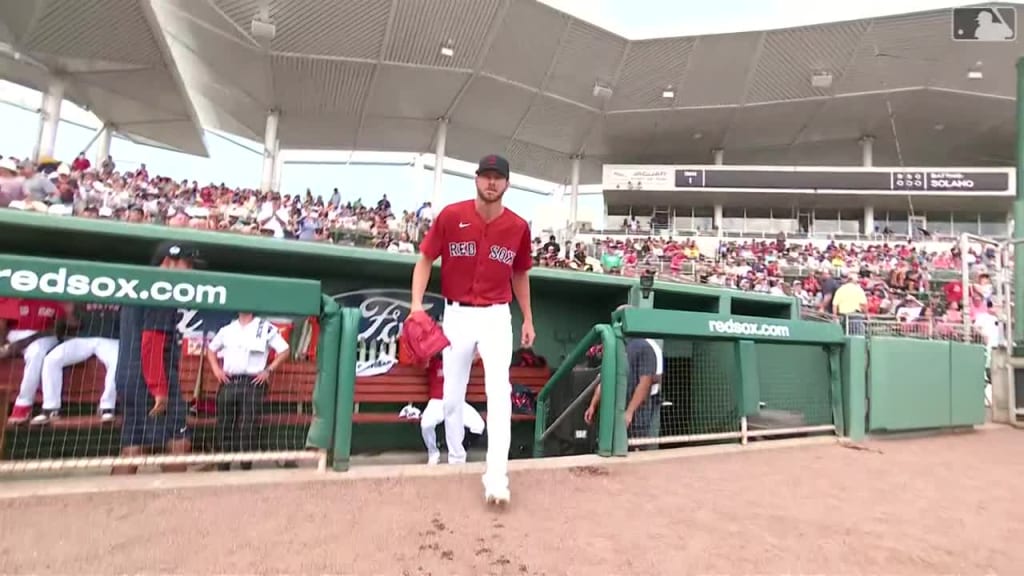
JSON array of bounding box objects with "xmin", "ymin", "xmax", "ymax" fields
[
  {"xmin": 538, "ymin": 0, "xmax": 970, "ymax": 39},
  {"xmin": 0, "ymin": 0, "xmax": 971, "ymax": 227}
]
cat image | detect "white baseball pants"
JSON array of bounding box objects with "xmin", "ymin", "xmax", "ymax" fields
[
  {"xmin": 420, "ymin": 398, "xmax": 486, "ymax": 461},
  {"xmin": 10, "ymin": 330, "xmax": 60, "ymax": 409},
  {"xmin": 40, "ymin": 337, "xmax": 119, "ymax": 411},
  {"xmin": 441, "ymin": 302, "xmax": 513, "ymax": 492}
]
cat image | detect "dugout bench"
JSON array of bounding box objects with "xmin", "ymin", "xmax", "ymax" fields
[
  {"xmin": 0, "ymin": 354, "xmax": 551, "ymax": 458},
  {"xmin": 352, "ymin": 364, "xmax": 550, "ymax": 423}
]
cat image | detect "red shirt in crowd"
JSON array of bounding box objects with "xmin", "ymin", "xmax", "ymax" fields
[
  {"xmin": 943, "ymin": 281, "xmax": 964, "ymax": 304},
  {"xmin": 0, "ymin": 298, "xmax": 66, "ymax": 331},
  {"xmin": 420, "ymin": 199, "xmax": 532, "ymax": 306}
]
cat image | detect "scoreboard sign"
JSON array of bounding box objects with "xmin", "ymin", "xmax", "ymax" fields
[{"xmin": 602, "ymin": 164, "xmax": 1013, "ymax": 194}]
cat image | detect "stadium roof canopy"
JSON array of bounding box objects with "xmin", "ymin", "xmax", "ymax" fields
[
  {"xmin": 13, "ymin": 1, "xmax": 1021, "ymax": 184},
  {"xmin": 0, "ymin": 0, "xmax": 208, "ymax": 156}
]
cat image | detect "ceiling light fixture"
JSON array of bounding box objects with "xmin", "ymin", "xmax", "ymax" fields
[
  {"xmin": 692, "ymin": 132, "xmax": 704, "ymax": 140},
  {"xmin": 811, "ymin": 71, "xmax": 833, "ymax": 88},
  {"xmin": 593, "ymin": 81, "xmax": 613, "ymax": 99},
  {"xmin": 440, "ymin": 40, "xmax": 454, "ymax": 58},
  {"xmin": 967, "ymin": 69, "xmax": 983, "ymax": 80},
  {"xmin": 662, "ymin": 86, "xmax": 675, "ymax": 99}
]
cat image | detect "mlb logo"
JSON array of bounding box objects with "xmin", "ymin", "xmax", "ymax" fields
[{"xmin": 952, "ymin": 6, "xmax": 1016, "ymax": 41}]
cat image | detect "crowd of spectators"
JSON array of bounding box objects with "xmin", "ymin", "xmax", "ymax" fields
[
  {"xmin": 0, "ymin": 152, "xmax": 434, "ymax": 254},
  {"xmin": 0, "ymin": 151, "xmax": 1008, "ymax": 345},
  {"xmin": 558, "ymin": 234, "xmax": 1006, "ymax": 344}
]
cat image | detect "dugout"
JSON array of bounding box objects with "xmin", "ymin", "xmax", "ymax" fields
[
  {"xmin": 0, "ymin": 249, "xmax": 365, "ymax": 472},
  {"xmin": 0, "ymin": 211, "xmax": 812, "ymax": 460}
]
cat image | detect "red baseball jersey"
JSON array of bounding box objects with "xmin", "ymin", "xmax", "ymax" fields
[
  {"xmin": 419, "ymin": 200, "xmax": 532, "ymax": 305},
  {"xmin": 0, "ymin": 298, "xmax": 66, "ymax": 331}
]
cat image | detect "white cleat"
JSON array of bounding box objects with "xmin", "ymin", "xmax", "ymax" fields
[
  {"xmin": 427, "ymin": 453, "xmax": 440, "ymax": 466},
  {"xmin": 484, "ymin": 486, "xmax": 511, "ymax": 507}
]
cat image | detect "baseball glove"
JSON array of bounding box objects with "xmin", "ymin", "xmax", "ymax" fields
[{"xmin": 401, "ymin": 311, "xmax": 450, "ymax": 365}]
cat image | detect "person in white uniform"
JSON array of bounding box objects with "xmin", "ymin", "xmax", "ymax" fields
[
  {"xmin": 206, "ymin": 312, "xmax": 290, "ymax": 471},
  {"xmin": 420, "ymin": 352, "xmax": 485, "ymax": 465},
  {"xmin": 35, "ymin": 303, "xmax": 121, "ymax": 425}
]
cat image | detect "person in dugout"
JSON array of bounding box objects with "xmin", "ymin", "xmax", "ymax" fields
[
  {"xmin": 420, "ymin": 351, "xmax": 485, "ymax": 465},
  {"xmin": 113, "ymin": 241, "xmax": 202, "ymax": 475},
  {"xmin": 205, "ymin": 311, "xmax": 291, "ymax": 471},
  {"xmin": 1, "ymin": 298, "xmax": 70, "ymax": 425},
  {"xmin": 35, "ymin": 302, "xmax": 121, "ymax": 425}
]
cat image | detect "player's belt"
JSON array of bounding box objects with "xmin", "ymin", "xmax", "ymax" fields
[{"xmin": 445, "ymin": 299, "xmax": 509, "ymax": 307}]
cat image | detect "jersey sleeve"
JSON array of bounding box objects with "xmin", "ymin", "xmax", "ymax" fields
[
  {"xmin": 208, "ymin": 325, "xmax": 228, "ymax": 352},
  {"xmin": 267, "ymin": 325, "xmax": 291, "ymax": 354},
  {"xmin": 419, "ymin": 208, "xmax": 447, "ymax": 260},
  {"xmin": 511, "ymin": 222, "xmax": 533, "ymax": 272},
  {"xmin": 140, "ymin": 306, "xmax": 176, "ymax": 399}
]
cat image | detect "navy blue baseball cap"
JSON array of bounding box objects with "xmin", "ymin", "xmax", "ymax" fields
[
  {"xmin": 151, "ymin": 240, "xmax": 205, "ymax": 267},
  {"xmin": 476, "ymin": 154, "xmax": 510, "ymax": 179}
]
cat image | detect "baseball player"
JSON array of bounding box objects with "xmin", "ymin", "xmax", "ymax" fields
[
  {"xmin": 2, "ymin": 298, "xmax": 69, "ymax": 425},
  {"xmin": 411, "ymin": 154, "xmax": 535, "ymax": 506},
  {"xmin": 34, "ymin": 303, "xmax": 121, "ymax": 425},
  {"xmin": 421, "ymin": 352, "xmax": 485, "ymax": 465}
]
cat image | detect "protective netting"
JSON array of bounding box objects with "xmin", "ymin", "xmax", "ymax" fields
[
  {"xmin": 627, "ymin": 339, "xmax": 835, "ymax": 448},
  {"xmin": 1, "ymin": 298, "xmax": 324, "ymax": 472}
]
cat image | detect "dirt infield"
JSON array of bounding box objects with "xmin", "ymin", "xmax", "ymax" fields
[{"xmin": 2, "ymin": 429, "xmax": 1024, "ymax": 575}]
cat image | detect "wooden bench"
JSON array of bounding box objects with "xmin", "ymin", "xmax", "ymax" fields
[
  {"xmin": 0, "ymin": 353, "xmax": 319, "ymax": 431},
  {"xmin": 352, "ymin": 364, "xmax": 551, "ymax": 424}
]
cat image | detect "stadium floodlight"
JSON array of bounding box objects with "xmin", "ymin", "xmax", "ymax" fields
[
  {"xmin": 811, "ymin": 72, "xmax": 833, "ymax": 88},
  {"xmin": 662, "ymin": 86, "xmax": 675, "ymax": 99},
  {"xmin": 593, "ymin": 81, "xmax": 613, "ymax": 99},
  {"xmin": 967, "ymin": 69, "xmax": 984, "ymax": 80},
  {"xmin": 440, "ymin": 40, "xmax": 454, "ymax": 58},
  {"xmin": 251, "ymin": 18, "xmax": 276, "ymax": 41}
]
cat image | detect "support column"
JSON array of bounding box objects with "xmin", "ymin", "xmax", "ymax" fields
[
  {"xmin": 713, "ymin": 204, "xmax": 723, "ymax": 232},
  {"xmin": 863, "ymin": 205, "xmax": 875, "ymax": 237},
  {"xmin": 261, "ymin": 109, "xmax": 279, "ymax": 194},
  {"xmin": 712, "ymin": 148, "xmax": 724, "ymax": 165},
  {"xmin": 569, "ymin": 155, "xmax": 581, "ymax": 233},
  {"xmin": 432, "ymin": 118, "xmax": 448, "ymax": 208},
  {"xmin": 413, "ymin": 154, "xmax": 426, "ymax": 203},
  {"xmin": 95, "ymin": 124, "xmax": 113, "ymax": 167},
  {"xmin": 272, "ymin": 139, "xmax": 284, "ymax": 193},
  {"xmin": 1013, "ymin": 57, "xmax": 1024, "ymax": 348},
  {"xmin": 859, "ymin": 136, "xmax": 874, "ymax": 167},
  {"xmin": 34, "ymin": 76, "xmax": 65, "ymax": 161}
]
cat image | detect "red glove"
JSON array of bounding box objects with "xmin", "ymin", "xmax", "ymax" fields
[{"xmin": 402, "ymin": 311, "xmax": 450, "ymax": 365}]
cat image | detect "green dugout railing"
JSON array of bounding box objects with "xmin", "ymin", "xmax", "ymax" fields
[
  {"xmin": 304, "ymin": 304, "xmax": 360, "ymax": 471},
  {"xmin": 533, "ymin": 324, "xmax": 625, "ymax": 458},
  {"xmin": 304, "ymin": 297, "xmax": 342, "ymax": 457}
]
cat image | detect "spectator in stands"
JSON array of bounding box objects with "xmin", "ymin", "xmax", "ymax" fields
[
  {"xmin": 112, "ymin": 241, "xmax": 202, "ymax": 475},
  {"xmin": 205, "ymin": 311, "xmax": 291, "ymax": 471},
  {"xmin": 35, "ymin": 303, "xmax": 121, "ymax": 425},
  {"xmin": 0, "ymin": 157, "xmax": 22, "ymax": 207},
  {"xmin": 2, "ymin": 298, "xmax": 69, "ymax": 425},
  {"xmin": 258, "ymin": 194, "xmax": 289, "ymax": 239},
  {"xmin": 70, "ymin": 152, "xmax": 90, "ymax": 173},
  {"xmin": 832, "ymin": 271, "xmax": 868, "ymax": 334}
]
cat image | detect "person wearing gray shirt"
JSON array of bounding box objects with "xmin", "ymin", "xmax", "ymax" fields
[{"xmin": 584, "ymin": 338, "xmax": 661, "ymax": 442}]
